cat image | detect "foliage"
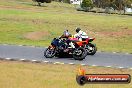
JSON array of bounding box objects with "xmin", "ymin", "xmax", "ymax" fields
[
  {"xmin": 81, "ymin": 0, "xmax": 93, "ymax": 11},
  {"xmin": 93, "ymin": 0, "xmax": 132, "ymax": 14}
]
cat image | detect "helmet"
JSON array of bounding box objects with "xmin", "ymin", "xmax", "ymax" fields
[
  {"xmin": 64, "ymin": 30, "xmax": 69, "ymax": 36},
  {"xmin": 76, "ymin": 27, "xmax": 81, "ymax": 33}
]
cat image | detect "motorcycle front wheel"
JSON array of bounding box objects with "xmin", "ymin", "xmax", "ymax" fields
[
  {"xmin": 73, "ymin": 47, "xmax": 87, "ymax": 60},
  {"xmin": 44, "ymin": 47, "xmax": 56, "ymax": 58}
]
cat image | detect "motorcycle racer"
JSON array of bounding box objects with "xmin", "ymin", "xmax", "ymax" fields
[
  {"xmin": 59, "ymin": 30, "xmax": 76, "ymax": 49},
  {"xmin": 60, "ymin": 29, "xmax": 70, "ymax": 38},
  {"xmin": 74, "ymin": 27, "xmax": 88, "ymax": 41}
]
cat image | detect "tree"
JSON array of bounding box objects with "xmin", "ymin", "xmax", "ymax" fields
[
  {"xmin": 92, "ymin": 0, "xmax": 132, "ymax": 14},
  {"xmin": 33, "ymin": 0, "xmax": 51, "ymax": 6},
  {"xmin": 81, "ymin": 0, "xmax": 93, "ymax": 11},
  {"xmin": 113, "ymin": 0, "xmax": 132, "ymax": 14},
  {"xmin": 123, "ymin": 0, "xmax": 132, "ymax": 14}
]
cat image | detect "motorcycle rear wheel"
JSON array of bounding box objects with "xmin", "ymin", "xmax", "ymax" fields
[{"xmin": 86, "ymin": 43, "xmax": 97, "ymax": 55}]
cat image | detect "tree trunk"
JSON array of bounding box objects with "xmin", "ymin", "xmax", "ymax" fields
[
  {"xmin": 38, "ymin": 2, "xmax": 41, "ymax": 6},
  {"xmin": 123, "ymin": 6, "xmax": 126, "ymax": 14}
]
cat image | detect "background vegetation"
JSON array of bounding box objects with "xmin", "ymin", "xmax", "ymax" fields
[{"xmin": 57, "ymin": 0, "xmax": 132, "ymax": 14}]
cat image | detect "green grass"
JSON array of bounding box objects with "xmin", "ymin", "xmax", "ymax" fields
[
  {"xmin": 0, "ymin": 0, "xmax": 132, "ymax": 53},
  {"xmin": 0, "ymin": 60, "xmax": 132, "ymax": 88}
]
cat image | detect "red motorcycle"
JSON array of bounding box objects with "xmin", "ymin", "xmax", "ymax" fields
[{"xmin": 69, "ymin": 37, "xmax": 97, "ymax": 55}]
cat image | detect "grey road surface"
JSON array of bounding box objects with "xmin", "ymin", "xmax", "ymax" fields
[{"xmin": 0, "ymin": 44, "xmax": 132, "ymax": 68}]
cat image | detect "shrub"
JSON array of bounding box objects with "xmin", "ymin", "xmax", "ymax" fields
[{"xmin": 81, "ymin": 0, "xmax": 93, "ymax": 11}]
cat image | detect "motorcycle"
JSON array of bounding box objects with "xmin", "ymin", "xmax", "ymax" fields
[
  {"xmin": 68, "ymin": 36, "xmax": 97, "ymax": 55},
  {"xmin": 44, "ymin": 38, "xmax": 87, "ymax": 60}
]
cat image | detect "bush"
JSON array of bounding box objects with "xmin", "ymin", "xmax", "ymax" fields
[{"xmin": 81, "ymin": 0, "xmax": 93, "ymax": 11}]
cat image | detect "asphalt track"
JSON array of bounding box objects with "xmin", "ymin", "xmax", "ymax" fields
[{"xmin": 0, "ymin": 44, "xmax": 132, "ymax": 68}]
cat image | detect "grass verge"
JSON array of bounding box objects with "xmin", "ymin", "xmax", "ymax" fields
[{"xmin": 0, "ymin": 60, "xmax": 132, "ymax": 88}]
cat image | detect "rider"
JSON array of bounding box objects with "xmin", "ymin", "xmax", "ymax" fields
[
  {"xmin": 74, "ymin": 27, "xmax": 88, "ymax": 41},
  {"xmin": 60, "ymin": 30, "xmax": 70, "ymax": 38},
  {"xmin": 60, "ymin": 30, "xmax": 75, "ymax": 49}
]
